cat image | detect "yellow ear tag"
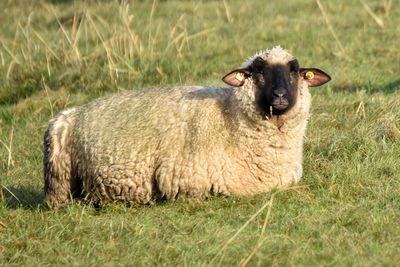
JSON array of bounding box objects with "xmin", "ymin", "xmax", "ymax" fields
[
  {"xmin": 305, "ymin": 71, "xmax": 314, "ymax": 80},
  {"xmin": 235, "ymin": 72, "xmax": 245, "ymax": 82}
]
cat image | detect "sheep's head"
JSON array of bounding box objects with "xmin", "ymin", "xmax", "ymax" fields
[{"xmin": 222, "ymin": 47, "xmax": 331, "ymax": 115}]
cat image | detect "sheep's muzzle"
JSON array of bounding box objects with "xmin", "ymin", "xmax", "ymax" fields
[{"xmin": 271, "ymin": 97, "xmax": 289, "ymax": 111}]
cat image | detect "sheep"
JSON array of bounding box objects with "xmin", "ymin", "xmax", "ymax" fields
[{"xmin": 43, "ymin": 46, "xmax": 331, "ymax": 208}]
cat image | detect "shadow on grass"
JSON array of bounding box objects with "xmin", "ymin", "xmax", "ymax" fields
[
  {"xmin": 331, "ymin": 78, "xmax": 400, "ymax": 95},
  {"xmin": 1, "ymin": 185, "xmax": 45, "ymax": 210}
]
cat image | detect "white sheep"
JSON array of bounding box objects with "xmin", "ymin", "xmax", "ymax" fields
[{"xmin": 44, "ymin": 46, "xmax": 331, "ymax": 208}]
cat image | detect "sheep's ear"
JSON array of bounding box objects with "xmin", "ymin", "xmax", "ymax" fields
[
  {"xmin": 222, "ymin": 69, "xmax": 250, "ymax": 87},
  {"xmin": 300, "ymin": 68, "xmax": 331, "ymax": 87}
]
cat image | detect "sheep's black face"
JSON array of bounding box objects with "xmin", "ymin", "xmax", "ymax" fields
[
  {"xmin": 222, "ymin": 51, "xmax": 331, "ymax": 116},
  {"xmin": 250, "ymin": 57, "xmax": 299, "ymax": 115}
]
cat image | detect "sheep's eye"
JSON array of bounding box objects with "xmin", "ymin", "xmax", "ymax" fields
[
  {"xmin": 252, "ymin": 64, "xmax": 264, "ymax": 74},
  {"xmin": 289, "ymin": 59, "xmax": 299, "ymax": 73},
  {"xmin": 252, "ymin": 57, "xmax": 265, "ymax": 74}
]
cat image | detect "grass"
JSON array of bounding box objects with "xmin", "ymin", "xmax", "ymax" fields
[{"xmin": 1, "ymin": 0, "xmax": 399, "ymax": 265}]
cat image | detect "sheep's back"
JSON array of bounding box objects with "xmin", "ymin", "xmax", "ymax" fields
[{"xmin": 72, "ymin": 86, "xmax": 232, "ymax": 154}]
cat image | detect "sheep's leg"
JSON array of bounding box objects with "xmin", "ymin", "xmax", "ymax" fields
[{"xmin": 43, "ymin": 110, "xmax": 77, "ymax": 208}]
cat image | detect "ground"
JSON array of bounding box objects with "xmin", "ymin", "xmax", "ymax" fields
[{"xmin": 0, "ymin": 0, "xmax": 399, "ymax": 265}]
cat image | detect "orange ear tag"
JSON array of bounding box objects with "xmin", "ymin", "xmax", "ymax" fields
[
  {"xmin": 305, "ymin": 71, "xmax": 314, "ymax": 80},
  {"xmin": 235, "ymin": 72, "xmax": 245, "ymax": 82}
]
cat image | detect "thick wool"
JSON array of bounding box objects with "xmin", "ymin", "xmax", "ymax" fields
[{"xmin": 44, "ymin": 48, "xmax": 311, "ymax": 208}]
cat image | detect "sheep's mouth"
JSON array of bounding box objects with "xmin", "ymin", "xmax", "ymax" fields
[{"xmin": 271, "ymin": 99, "xmax": 289, "ymax": 111}]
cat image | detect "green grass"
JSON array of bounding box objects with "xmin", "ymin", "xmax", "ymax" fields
[{"xmin": 1, "ymin": 0, "xmax": 399, "ymax": 265}]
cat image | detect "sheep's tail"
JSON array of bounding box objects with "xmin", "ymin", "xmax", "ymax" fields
[{"xmin": 43, "ymin": 108, "xmax": 78, "ymax": 209}]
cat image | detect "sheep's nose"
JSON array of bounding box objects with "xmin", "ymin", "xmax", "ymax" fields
[{"xmin": 273, "ymin": 88, "xmax": 287, "ymax": 98}]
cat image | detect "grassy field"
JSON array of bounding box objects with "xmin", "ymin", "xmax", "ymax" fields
[{"xmin": 1, "ymin": 0, "xmax": 399, "ymax": 265}]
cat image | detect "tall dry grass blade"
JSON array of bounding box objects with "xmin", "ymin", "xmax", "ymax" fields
[
  {"xmin": 147, "ymin": 0, "xmax": 158, "ymax": 59},
  {"xmin": 177, "ymin": 31, "xmax": 188, "ymax": 58},
  {"xmin": 32, "ymin": 30, "xmax": 62, "ymax": 62},
  {"xmin": 186, "ymin": 27, "xmax": 216, "ymax": 42},
  {"xmin": 71, "ymin": 12, "xmax": 84, "ymax": 48},
  {"xmin": 7, "ymin": 126, "xmax": 13, "ymax": 169},
  {"xmin": 86, "ymin": 12, "xmax": 116, "ymax": 80},
  {"xmin": 120, "ymin": 3, "xmax": 142, "ymax": 55},
  {"xmin": 163, "ymin": 14, "xmax": 188, "ymax": 57},
  {"xmin": 238, "ymin": 235, "xmax": 269, "ymax": 267},
  {"xmin": 0, "ymin": 221, "xmax": 7, "ymax": 228},
  {"xmin": 383, "ymin": 0, "xmax": 393, "ymax": 16},
  {"xmin": 50, "ymin": 8, "xmax": 73, "ymax": 45},
  {"xmin": 167, "ymin": 14, "xmax": 185, "ymax": 42},
  {"xmin": 0, "ymin": 125, "xmax": 14, "ymax": 171},
  {"xmin": 19, "ymin": 47, "xmax": 29, "ymax": 67},
  {"xmin": 360, "ymin": 0, "xmax": 384, "ymax": 28},
  {"xmin": 210, "ymin": 186, "xmax": 305, "ymax": 266},
  {"xmin": 0, "ymin": 40, "xmax": 21, "ymax": 65},
  {"xmin": 150, "ymin": 22, "xmax": 162, "ymax": 59},
  {"xmin": 223, "ymin": 0, "xmax": 233, "ymax": 23},
  {"xmin": 48, "ymin": 6, "xmax": 82, "ymax": 63},
  {"xmin": 11, "ymin": 20, "xmax": 21, "ymax": 52},
  {"xmin": 46, "ymin": 49, "xmax": 52, "ymax": 77},
  {"xmin": 238, "ymin": 196, "xmax": 275, "ymax": 267},
  {"xmin": 356, "ymin": 101, "xmax": 366, "ymax": 118},
  {"xmin": 17, "ymin": 23, "xmax": 33, "ymax": 66},
  {"xmin": 42, "ymin": 77, "xmax": 54, "ymax": 117},
  {"xmin": 1, "ymin": 51, "xmax": 5, "ymax": 66},
  {"xmin": 315, "ymin": 0, "xmax": 346, "ymax": 56},
  {"xmin": 2, "ymin": 185, "xmax": 20, "ymax": 204},
  {"xmin": 260, "ymin": 195, "xmax": 274, "ymax": 236},
  {"xmin": 210, "ymin": 200, "xmax": 269, "ymax": 266},
  {"xmin": 237, "ymin": 188, "xmax": 297, "ymax": 267},
  {"xmin": 6, "ymin": 59, "xmax": 19, "ymax": 81},
  {"xmin": 164, "ymin": 31, "xmax": 185, "ymax": 55}
]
